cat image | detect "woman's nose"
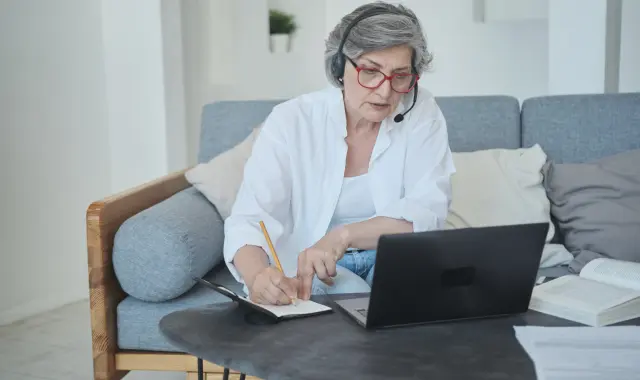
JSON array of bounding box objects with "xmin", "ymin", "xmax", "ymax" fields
[{"xmin": 376, "ymin": 78, "xmax": 393, "ymax": 98}]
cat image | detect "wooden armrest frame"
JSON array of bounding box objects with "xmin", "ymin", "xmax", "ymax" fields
[{"xmin": 86, "ymin": 169, "xmax": 190, "ymax": 380}]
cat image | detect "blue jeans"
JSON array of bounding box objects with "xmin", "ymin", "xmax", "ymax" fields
[
  {"xmin": 337, "ymin": 249, "xmax": 377, "ymax": 286},
  {"xmin": 311, "ymin": 250, "xmax": 377, "ymax": 296}
]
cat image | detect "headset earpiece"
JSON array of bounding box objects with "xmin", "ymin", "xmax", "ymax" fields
[{"xmin": 331, "ymin": 53, "xmax": 345, "ymax": 83}]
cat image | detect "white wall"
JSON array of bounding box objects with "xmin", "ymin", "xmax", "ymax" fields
[
  {"xmin": 161, "ymin": 0, "xmax": 189, "ymax": 173},
  {"xmin": 236, "ymin": 0, "xmax": 327, "ymax": 100},
  {"xmin": 102, "ymin": 0, "xmax": 188, "ymax": 193},
  {"xmin": 181, "ymin": 0, "xmax": 236, "ymax": 165},
  {"xmin": 547, "ymin": 0, "xmax": 626, "ymax": 95},
  {"xmin": 547, "ymin": 0, "xmax": 638, "ymax": 95},
  {"xmin": 548, "ymin": 0, "xmax": 609, "ymax": 94},
  {"xmin": 0, "ymin": 0, "xmax": 187, "ymax": 325},
  {"xmin": 620, "ymin": 0, "xmax": 640, "ymax": 92},
  {"xmin": 482, "ymin": 0, "xmax": 548, "ymax": 22},
  {"xmin": 0, "ymin": 0, "xmax": 111, "ymax": 324}
]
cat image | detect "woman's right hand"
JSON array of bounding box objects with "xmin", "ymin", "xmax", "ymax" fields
[{"xmin": 247, "ymin": 267, "xmax": 299, "ymax": 305}]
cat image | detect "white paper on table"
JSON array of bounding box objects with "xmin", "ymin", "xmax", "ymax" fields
[{"xmin": 514, "ymin": 326, "xmax": 640, "ymax": 380}]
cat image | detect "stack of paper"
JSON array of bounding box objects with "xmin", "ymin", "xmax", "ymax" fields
[{"xmin": 514, "ymin": 326, "xmax": 640, "ymax": 380}]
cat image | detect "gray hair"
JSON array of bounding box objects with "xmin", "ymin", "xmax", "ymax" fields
[{"xmin": 324, "ymin": 1, "xmax": 433, "ymax": 88}]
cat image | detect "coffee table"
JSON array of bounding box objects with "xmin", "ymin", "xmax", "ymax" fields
[{"xmin": 158, "ymin": 293, "xmax": 635, "ymax": 380}]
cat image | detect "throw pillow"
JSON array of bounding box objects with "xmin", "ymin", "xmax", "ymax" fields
[
  {"xmin": 543, "ymin": 149, "xmax": 640, "ymax": 273},
  {"xmin": 186, "ymin": 124, "xmax": 262, "ymax": 220},
  {"xmin": 445, "ymin": 144, "xmax": 556, "ymax": 243}
]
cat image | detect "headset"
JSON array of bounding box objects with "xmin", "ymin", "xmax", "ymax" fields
[{"xmin": 331, "ymin": 6, "xmax": 419, "ymax": 123}]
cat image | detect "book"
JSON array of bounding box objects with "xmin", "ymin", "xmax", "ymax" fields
[
  {"xmin": 529, "ymin": 258, "xmax": 640, "ymax": 326},
  {"xmin": 193, "ymin": 277, "xmax": 333, "ymax": 321}
]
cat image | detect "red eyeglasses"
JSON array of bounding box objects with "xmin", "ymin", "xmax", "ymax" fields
[{"xmin": 347, "ymin": 56, "xmax": 419, "ymax": 93}]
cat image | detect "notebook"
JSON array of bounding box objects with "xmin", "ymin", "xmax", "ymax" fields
[
  {"xmin": 529, "ymin": 258, "xmax": 640, "ymax": 326},
  {"xmin": 193, "ymin": 277, "xmax": 332, "ymax": 321}
]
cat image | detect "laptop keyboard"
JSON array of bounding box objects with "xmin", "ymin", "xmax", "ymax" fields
[{"xmin": 356, "ymin": 308, "xmax": 368, "ymax": 318}]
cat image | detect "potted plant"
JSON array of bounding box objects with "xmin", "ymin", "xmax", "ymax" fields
[{"xmin": 269, "ymin": 9, "xmax": 297, "ymax": 53}]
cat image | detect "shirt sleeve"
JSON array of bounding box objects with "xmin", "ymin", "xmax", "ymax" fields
[
  {"xmin": 223, "ymin": 107, "xmax": 293, "ymax": 283},
  {"xmin": 378, "ymin": 96, "xmax": 456, "ymax": 232}
]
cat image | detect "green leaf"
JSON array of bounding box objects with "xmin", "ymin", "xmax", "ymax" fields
[{"xmin": 269, "ymin": 9, "xmax": 297, "ymax": 34}]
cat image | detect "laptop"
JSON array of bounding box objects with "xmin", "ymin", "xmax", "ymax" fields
[{"xmin": 334, "ymin": 222, "xmax": 549, "ymax": 329}]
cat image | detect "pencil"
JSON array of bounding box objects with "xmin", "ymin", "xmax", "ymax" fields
[
  {"xmin": 259, "ymin": 220, "xmax": 283, "ymax": 272},
  {"xmin": 259, "ymin": 220, "xmax": 297, "ymax": 305}
]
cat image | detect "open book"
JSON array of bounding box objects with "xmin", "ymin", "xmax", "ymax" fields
[
  {"xmin": 193, "ymin": 277, "xmax": 332, "ymax": 321},
  {"xmin": 529, "ymin": 258, "xmax": 640, "ymax": 326}
]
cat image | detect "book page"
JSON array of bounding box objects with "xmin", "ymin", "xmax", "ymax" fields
[
  {"xmin": 240, "ymin": 296, "xmax": 332, "ymax": 318},
  {"xmin": 580, "ymin": 258, "xmax": 640, "ymax": 291},
  {"xmin": 532, "ymin": 275, "xmax": 640, "ymax": 313}
]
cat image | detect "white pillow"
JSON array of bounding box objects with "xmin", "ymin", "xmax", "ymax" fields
[
  {"xmin": 444, "ymin": 144, "xmax": 556, "ymax": 242},
  {"xmin": 185, "ymin": 124, "xmax": 262, "ymax": 220}
]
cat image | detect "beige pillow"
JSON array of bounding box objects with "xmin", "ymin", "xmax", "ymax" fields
[
  {"xmin": 185, "ymin": 124, "xmax": 262, "ymax": 220},
  {"xmin": 445, "ymin": 144, "xmax": 556, "ymax": 242}
]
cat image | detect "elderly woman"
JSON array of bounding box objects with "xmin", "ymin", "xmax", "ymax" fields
[{"xmin": 223, "ymin": 1, "xmax": 455, "ymax": 305}]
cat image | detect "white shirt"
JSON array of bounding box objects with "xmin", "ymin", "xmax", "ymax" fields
[
  {"xmin": 223, "ymin": 86, "xmax": 456, "ymax": 284},
  {"xmin": 328, "ymin": 174, "xmax": 376, "ymax": 233}
]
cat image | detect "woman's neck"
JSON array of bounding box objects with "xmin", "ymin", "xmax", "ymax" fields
[{"xmin": 344, "ymin": 104, "xmax": 380, "ymax": 136}]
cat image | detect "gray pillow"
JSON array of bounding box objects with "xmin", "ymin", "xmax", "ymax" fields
[
  {"xmin": 543, "ymin": 149, "xmax": 640, "ymax": 273},
  {"xmin": 113, "ymin": 187, "xmax": 225, "ymax": 302}
]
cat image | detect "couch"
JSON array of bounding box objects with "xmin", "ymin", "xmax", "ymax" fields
[{"xmin": 86, "ymin": 91, "xmax": 640, "ymax": 380}]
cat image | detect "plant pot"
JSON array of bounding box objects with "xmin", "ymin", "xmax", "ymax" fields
[{"xmin": 270, "ymin": 33, "xmax": 291, "ymax": 53}]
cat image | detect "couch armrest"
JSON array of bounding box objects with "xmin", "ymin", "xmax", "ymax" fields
[{"xmin": 86, "ymin": 169, "xmax": 190, "ymax": 380}]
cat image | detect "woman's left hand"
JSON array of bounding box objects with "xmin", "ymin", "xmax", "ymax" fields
[{"xmin": 296, "ymin": 227, "xmax": 350, "ymax": 299}]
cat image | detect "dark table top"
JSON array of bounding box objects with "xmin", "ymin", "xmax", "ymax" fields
[{"xmin": 159, "ymin": 294, "xmax": 639, "ymax": 380}]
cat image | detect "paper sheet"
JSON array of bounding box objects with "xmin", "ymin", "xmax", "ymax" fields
[
  {"xmin": 245, "ymin": 298, "xmax": 332, "ymax": 318},
  {"xmin": 514, "ymin": 326, "xmax": 640, "ymax": 380}
]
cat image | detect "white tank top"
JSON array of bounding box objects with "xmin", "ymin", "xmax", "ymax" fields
[{"xmin": 328, "ymin": 173, "xmax": 376, "ymax": 231}]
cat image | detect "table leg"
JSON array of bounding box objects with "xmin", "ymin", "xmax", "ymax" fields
[{"xmin": 197, "ymin": 357, "xmax": 203, "ymax": 380}]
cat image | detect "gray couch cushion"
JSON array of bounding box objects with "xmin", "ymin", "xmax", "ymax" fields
[
  {"xmin": 543, "ymin": 149, "xmax": 640, "ymax": 273},
  {"xmin": 113, "ymin": 187, "xmax": 225, "ymax": 302},
  {"xmin": 197, "ymin": 95, "xmax": 522, "ymax": 165},
  {"xmin": 198, "ymin": 100, "xmax": 283, "ymax": 164},
  {"xmin": 437, "ymin": 95, "xmax": 521, "ymax": 151},
  {"xmin": 522, "ymin": 93, "xmax": 640, "ymax": 163},
  {"xmin": 117, "ymin": 264, "xmax": 241, "ymax": 351}
]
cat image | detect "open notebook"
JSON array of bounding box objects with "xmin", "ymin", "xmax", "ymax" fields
[
  {"xmin": 529, "ymin": 258, "xmax": 640, "ymax": 326},
  {"xmin": 193, "ymin": 277, "xmax": 332, "ymax": 321}
]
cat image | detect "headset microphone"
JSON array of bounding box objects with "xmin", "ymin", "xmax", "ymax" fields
[{"xmin": 394, "ymin": 83, "xmax": 418, "ymax": 123}]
